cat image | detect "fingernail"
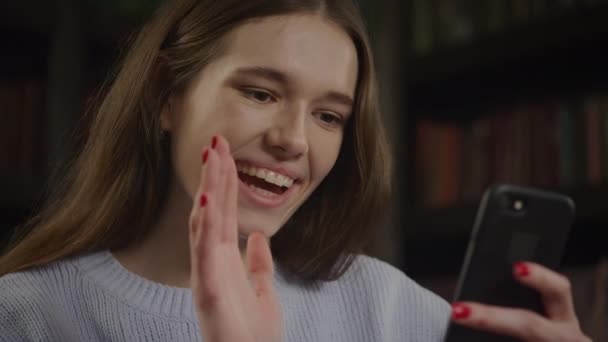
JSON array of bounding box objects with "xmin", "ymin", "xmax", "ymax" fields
[
  {"xmin": 514, "ymin": 262, "xmax": 530, "ymax": 277},
  {"xmin": 200, "ymin": 194, "xmax": 207, "ymax": 207},
  {"xmin": 202, "ymin": 149, "xmax": 209, "ymax": 164},
  {"xmin": 211, "ymin": 136, "xmax": 218, "ymax": 149},
  {"xmin": 451, "ymin": 303, "xmax": 471, "ymax": 320}
]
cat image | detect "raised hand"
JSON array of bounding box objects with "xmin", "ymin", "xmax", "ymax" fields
[
  {"xmin": 451, "ymin": 262, "xmax": 592, "ymax": 342},
  {"xmin": 189, "ymin": 135, "xmax": 282, "ymax": 342}
]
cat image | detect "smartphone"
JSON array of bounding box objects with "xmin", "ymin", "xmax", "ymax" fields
[{"xmin": 444, "ymin": 184, "xmax": 575, "ymax": 342}]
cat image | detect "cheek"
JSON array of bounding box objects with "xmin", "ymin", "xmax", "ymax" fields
[
  {"xmin": 170, "ymin": 126, "xmax": 208, "ymax": 198},
  {"xmin": 170, "ymin": 104, "xmax": 223, "ymax": 197},
  {"xmin": 215, "ymin": 101, "xmax": 273, "ymax": 148},
  {"xmin": 170, "ymin": 96, "xmax": 269, "ymax": 197},
  {"xmin": 308, "ymin": 131, "xmax": 343, "ymax": 185}
]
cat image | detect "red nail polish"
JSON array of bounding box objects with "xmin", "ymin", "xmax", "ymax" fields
[
  {"xmin": 211, "ymin": 136, "xmax": 218, "ymax": 149},
  {"xmin": 514, "ymin": 262, "xmax": 530, "ymax": 277},
  {"xmin": 451, "ymin": 303, "xmax": 471, "ymax": 320},
  {"xmin": 200, "ymin": 194, "xmax": 207, "ymax": 207},
  {"xmin": 202, "ymin": 149, "xmax": 209, "ymax": 164}
]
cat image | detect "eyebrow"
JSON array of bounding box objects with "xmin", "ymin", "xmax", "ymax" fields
[
  {"xmin": 233, "ymin": 66, "xmax": 288, "ymax": 84},
  {"xmin": 232, "ymin": 66, "xmax": 354, "ymax": 107},
  {"xmin": 324, "ymin": 91, "xmax": 354, "ymax": 108}
]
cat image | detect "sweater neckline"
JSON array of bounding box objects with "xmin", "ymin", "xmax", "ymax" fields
[
  {"xmin": 72, "ymin": 249, "xmax": 291, "ymax": 322},
  {"xmin": 73, "ymin": 249, "xmax": 197, "ymax": 321}
]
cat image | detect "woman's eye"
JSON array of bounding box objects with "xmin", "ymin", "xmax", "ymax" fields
[
  {"xmin": 318, "ymin": 112, "xmax": 343, "ymax": 126},
  {"xmin": 243, "ymin": 89, "xmax": 274, "ymax": 103}
]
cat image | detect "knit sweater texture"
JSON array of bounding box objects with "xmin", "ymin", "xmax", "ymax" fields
[{"xmin": 0, "ymin": 250, "xmax": 450, "ymax": 341}]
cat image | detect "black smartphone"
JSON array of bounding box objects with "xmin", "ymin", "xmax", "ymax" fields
[{"xmin": 444, "ymin": 184, "xmax": 575, "ymax": 342}]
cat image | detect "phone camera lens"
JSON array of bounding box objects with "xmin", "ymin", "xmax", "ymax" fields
[
  {"xmin": 512, "ymin": 199, "xmax": 525, "ymax": 211},
  {"xmin": 502, "ymin": 194, "xmax": 527, "ymax": 214}
]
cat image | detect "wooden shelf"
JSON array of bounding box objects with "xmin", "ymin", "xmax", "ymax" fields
[
  {"xmin": 0, "ymin": 1, "xmax": 144, "ymax": 47},
  {"xmin": 406, "ymin": 184, "xmax": 608, "ymax": 237},
  {"xmin": 405, "ymin": 4, "xmax": 608, "ymax": 118},
  {"xmin": 402, "ymin": 185, "xmax": 608, "ymax": 276},
  {"xmin": 406, "ymin": 4, "xmax": 608, "ymax": 86}
]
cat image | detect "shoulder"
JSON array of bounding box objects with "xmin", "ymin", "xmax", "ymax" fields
[
  {"xmin": 0, "ymin": 259, "xmax": 78, "ymax": 340},
  {"xmin": 0, "ymin": 266, "xmax": 55, "ymax": 313},
  {"xmin": 341, "ymin": 254, "xmax": 445, "ymax": 299},
  {"xmin": 336, "ymin": 254, "xmax": 451, "ymax": 339}
]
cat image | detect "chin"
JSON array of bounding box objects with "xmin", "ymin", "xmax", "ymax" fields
[{"xmin": 236, "ymin": 214, "xmax": 282, "ymax": 238}]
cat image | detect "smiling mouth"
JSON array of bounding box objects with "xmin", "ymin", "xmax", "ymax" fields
[
  {"xmin": 238, "ymin": 172, "xmax": 287, "ymax": 195},
  {"xmin": 235, "ymin": 162, "xmax": 295, "ymax": 197}
]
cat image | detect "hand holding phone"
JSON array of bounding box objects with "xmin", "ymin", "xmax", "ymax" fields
[{"xmin": 443, "ymin": 184, "xmax": 590, "ymax": 342}]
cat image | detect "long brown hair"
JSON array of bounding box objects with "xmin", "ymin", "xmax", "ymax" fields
[{"xmin": 0, "ymin": 0, "xmax": 392, "ymax": 282}]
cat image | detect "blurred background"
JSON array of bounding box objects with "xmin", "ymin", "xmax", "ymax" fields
[{"xmin": 1, "ymin": 0, "xmax": 607, "ymax": 339}]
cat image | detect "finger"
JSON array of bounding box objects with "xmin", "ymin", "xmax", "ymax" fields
[
  {"xmin": 200, "ymin": 144, "xmax": 220, "ymax": 197},
  {"xmin": 189, "ymin": 146, "xmax": 213, "ymax": 259},
  {"xmin": 190, "ymin": 143, "xmax": 224, "ymax": 312},
  {"xmin": 193, "ymin": 184, "xmax": 225, "ymax": 311},
  {"xmin": 189, "ymin": 196, "xmax": 203, "ymax": 289},
  {"xmin": 190, "ymin": 194, "xmax": 217, "ymax": 310},
  {"xmin": 513, "ymin": 261, "xmax": 578, "ymax": 322},
  {"xmin": 190, "ymin": 146, "xmax": 221, "ymax": 282},
  {"xmin": 212, "ymin": 135, "xmax": 238, "ymax": 244},
  {"xmin": 198, "ymin": 146, "xmax": 221, "ymax": 244},
  {"xmin": 451, "ymin": 301, "xmax": 553, "ymax": 341},
  {"xmin": 246, "ymin": 232, "xmax": 278, "ymax": 306},
  {"xmin": 222, "ymin": 150, "xmax": 238, "ymax": 243},
  {"xmin": 212, "ymin": 135, "xmax": 229, "ymax": 230}
]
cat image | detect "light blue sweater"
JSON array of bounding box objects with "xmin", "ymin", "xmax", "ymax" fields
[{"xmin": 0, "ymin": 250, "xmax": 450, "ymax": 341}]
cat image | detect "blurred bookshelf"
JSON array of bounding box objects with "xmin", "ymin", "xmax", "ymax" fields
[
  {"xmin": 408, "ymin": 1, "xmax": 608, "ymax": 86},
  {"xmin": 0, "ymin": 1, "xmax": 159, "ymax": 249},
  {"xmin": 0, "ymin": 0, "xmax": 158, "ymax": 42},
  {"xmin": 1, "ymin": 2, "xmax": 607, "ymax": 336},
  {"xmin": 402, "ymin": 3, "xmax": 608, "ymax": 336},
  {"xmin": 401, "ymin": 0, "xmax": 608, "ymax": 279}
]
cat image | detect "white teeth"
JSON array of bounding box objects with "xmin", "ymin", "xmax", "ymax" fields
[
  {"xmin": 265, "ymin": 172, "xmax": 277, "ymax": 185},
  {"xmin": 285, "ymin": 178, "xmax": 294, "ymax": 187},
  {"xmin": 248, "ymin": 183, "xmax": 278, "ymax": 197},
  {"xmin": 256, "ymin": 168, "xmax": 266, "ymax": 179},
  {"xmin": 236, "ymin": 162, "xmax": 295, "ymax": 188},
  {"xmin": 276, "ymin": 174, "xmax": 286, "ymax": 187}
]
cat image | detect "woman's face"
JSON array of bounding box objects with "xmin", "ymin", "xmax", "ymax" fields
[{"xmin": 164, "ymin": 14, "xmax": 358, "ymax": 237}]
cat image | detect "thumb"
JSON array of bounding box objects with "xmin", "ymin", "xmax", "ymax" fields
[{"xmin": 246, "ymin": 232, "xmax": 277, "ymax": 302}]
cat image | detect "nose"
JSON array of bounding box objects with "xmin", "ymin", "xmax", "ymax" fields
[{"xmin": 263, "ymin": 108, "xmax": 309, "ymax": 160}]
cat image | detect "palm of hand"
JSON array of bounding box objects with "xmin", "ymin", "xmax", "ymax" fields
[{"xmin": 189, "ymin": 136, "xmax": 282, "ymax": 342}]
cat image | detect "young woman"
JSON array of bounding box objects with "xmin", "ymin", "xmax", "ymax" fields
[{"xmin": 0, "ymin": 1, "xmax": 591, "ymax": 341}]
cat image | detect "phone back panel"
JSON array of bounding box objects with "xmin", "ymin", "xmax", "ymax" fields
[{"xmin": 444, "ymin": 184, "xmax": 575, "ymax": 342}]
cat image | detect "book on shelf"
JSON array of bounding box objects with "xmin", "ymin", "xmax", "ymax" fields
[
  {"xmin": 530, "ymin": 103, "xmax": 560, "ymax": 187},
  {"xmin": 602, "ymin": 95, "xmax": 608, "ymax": 181},
  {"xmin": 461, "ymin": 117, "xmax": 492, "ymax": 200},
  {"xmin": 572, "ymin": 99, "xmax": 589, "ymax": 185},
  {"xmin": 0, "ymin": 79, "xmax": 44, "ymax": 187},
  {"xmin": 415, "ymin": 121, "xmax": 462, "ymax": 207},
  {"xmin": 585, "ymin": 98, "xmax": 603, "ymax": 185},
  {"xmin": 558, "ymin": 102, "xmax": 576, "ymax": 185},
  {"xmin": 414, "ymin": 93, "xmax": 608, "ymax": 208}
]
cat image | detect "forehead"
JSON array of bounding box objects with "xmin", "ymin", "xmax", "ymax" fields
[{"xmin": 220, "ymin": 14, "xmax": 359, "ymax": 95}]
